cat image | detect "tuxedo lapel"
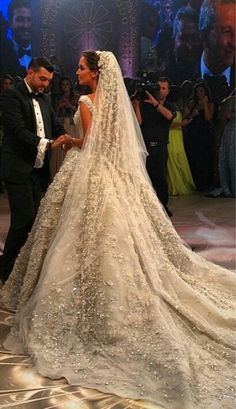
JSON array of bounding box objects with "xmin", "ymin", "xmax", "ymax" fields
[
  {"xmin": 17, "ymin": 80, "xmax": 32, "ymax": 99},
  {"xmin": 17, "ymin": 81, "xmax": 37, "ymax": 132}
]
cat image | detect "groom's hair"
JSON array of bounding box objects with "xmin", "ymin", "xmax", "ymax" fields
[{"xmin": 28, "ymin": 57, "xmax": 54, "ymax": 73}]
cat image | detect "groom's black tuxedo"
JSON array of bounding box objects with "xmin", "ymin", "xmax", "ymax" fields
[
  {"xmin": 1, "ymin": 81, "xmax": 64, "ymax": 185},
  {"xmin": 0, "ymin": 80, "xmax": 65, "ymax": 283}
]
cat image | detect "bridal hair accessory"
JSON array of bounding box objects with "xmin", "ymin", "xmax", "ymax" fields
[
  {"xmin": 96, "ymin": 51, "xmax": 116, "ymax": 74},
  {"xmin": 96, "ymin": 50, "xmax": 109, "ymax": 72},
  {"xmin": 95, "ymin": 51, "xmax": 119, "ymax": 108}
]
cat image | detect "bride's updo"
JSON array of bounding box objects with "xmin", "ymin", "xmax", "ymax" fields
[{"xmin": 81, "ymin": 50, "xmax": 100, "ymax": 72}]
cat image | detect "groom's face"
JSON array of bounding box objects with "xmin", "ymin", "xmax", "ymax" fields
[{"xmin": 26, "ymin": 67, "xmax": 53, "ymax": 93}]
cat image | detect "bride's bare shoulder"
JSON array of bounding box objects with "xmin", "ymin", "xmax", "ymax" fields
[
  {"xmin": 79, "ymin": 93, "xmax": 95, "ymax": 104},
  {"xmin": 87, "ymin": 93, "xmax": 95, "ymax": 102}
]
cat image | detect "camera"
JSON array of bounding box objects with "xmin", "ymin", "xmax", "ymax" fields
[{"xmin": 129, "ymin": 72, "xmax": 160, "ymax": 102}]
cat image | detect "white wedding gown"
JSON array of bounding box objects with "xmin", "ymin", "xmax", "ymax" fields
[{"xmin": 1, "ymin": 93, "xmax": 235, "ymax": 409}]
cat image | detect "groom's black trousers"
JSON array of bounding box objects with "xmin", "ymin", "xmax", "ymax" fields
[{"xmin": 0, "ymin": 172, "xmax": 44, "ymax": 283}]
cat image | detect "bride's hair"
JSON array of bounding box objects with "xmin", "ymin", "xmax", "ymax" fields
[{"xmin": 81, "ymin": 51, "xmax": 99, "ymax": 72}]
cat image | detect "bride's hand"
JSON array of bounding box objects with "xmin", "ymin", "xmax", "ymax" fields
[
  {"xmin": 51, "ymin": 134, "xmax": 73, "ymax": 151},
  {"xmin": 69, "ymin": 137, "xmax": 84, "ymax": 149}
]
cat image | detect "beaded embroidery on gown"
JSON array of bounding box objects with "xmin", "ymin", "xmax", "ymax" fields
[{"xmin": 1, "ymin": 52, "xmax": 236, "ymax": 408}]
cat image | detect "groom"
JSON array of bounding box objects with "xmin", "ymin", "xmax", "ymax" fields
[{"xmin": 0, "ymin": 57, "xmax": 72, "ymax": 284}]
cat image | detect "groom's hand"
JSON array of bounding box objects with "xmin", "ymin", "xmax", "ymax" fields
[{"xmin": 51, "ymin": 134, "xmax": 73, "ymax": 151}]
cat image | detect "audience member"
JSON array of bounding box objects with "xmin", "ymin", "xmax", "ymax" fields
[
  {"xmin": 177, "ymin": 79, "xmax": 194, "ymax": 115},
  {"xmin": 14, "ymin": 75, "xmax": 23, "ymax": 84},
  {"xmin": 0, "ymin": 75, "xmax": 14, "ymax": 93},
  {"xmin": 184, "ymin": 81, "xmax": 215, "ymax": 191},
  {"xmin": 167, "ymin": 85, "xmax": 195, "ymax": 195},
  {"xmin": 140, "ymin": 1, "xmax": 160, "ymax": 71},
  {"xmin": 153, "ymin": 0, "xmax": 174, "ymax": 69},
  {"xmin": 133, "ymin": 76, "xmax": 176, "ymax": 217},
  {"xmin": 173, "ymin": 0, "xmax": 203, "ymax": 14},
  {"xmin": 0, "ymin": 75, "xmax": 15, "ymax": 194},
  {"xmin": 157, "ymin": 7, "xmax": 202, "ymax": 85},
  {"xmin": 218, "ymin": 90, "xmax": 235, "ymax": 198},
  {"xmin": 49, "ymin": 55, "xmax": 66, "ymax": 77},
  {"xmin": 51, "ymin": 76, "xmax": 78, "ymax": 177}
]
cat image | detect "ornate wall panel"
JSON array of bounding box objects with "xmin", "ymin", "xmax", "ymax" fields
[
  {"xmin": 33, "ymin": 0, "xmax": 140, "ymax": 78},
  {"xmin": 115, "ymin": 0, "xmax": 139, "ymax": 77}
]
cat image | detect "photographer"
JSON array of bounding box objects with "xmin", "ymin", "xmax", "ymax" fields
[{"xmin": 133, "ymin": 77, "xmax": 176, "ymax": 217}]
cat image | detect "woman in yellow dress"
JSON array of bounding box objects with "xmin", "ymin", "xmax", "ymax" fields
[{"xmin": 167, "ymin": 87, "xmax": 195, "ymax": 195}]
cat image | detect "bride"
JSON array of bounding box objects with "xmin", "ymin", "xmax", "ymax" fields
[{"xmin": 1, "ymin": 51, "xmax": 235, "ymax": 408}]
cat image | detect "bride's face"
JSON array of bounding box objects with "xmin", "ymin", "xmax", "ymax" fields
[{"xmin": 76, "ymin": 56, "xmax": 98, "ymax": 88}]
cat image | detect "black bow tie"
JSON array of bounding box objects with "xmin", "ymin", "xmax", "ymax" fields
[
  {"xmin": 18, "ymin": 47, "xmax": 31, "ymax": 58},
  {"xmin": 30, "ymin": 92, "xmax": 42, "ymax": 100}
]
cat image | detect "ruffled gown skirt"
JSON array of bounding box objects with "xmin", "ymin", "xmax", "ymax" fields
[{"xmin": 1, "ymin": 147, "xmax": 235, "ymax": 408}]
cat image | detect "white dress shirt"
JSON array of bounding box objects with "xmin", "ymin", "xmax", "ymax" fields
[{"xmin": 24, "ymin": 80, "xmax": 49, "ymax": 168}]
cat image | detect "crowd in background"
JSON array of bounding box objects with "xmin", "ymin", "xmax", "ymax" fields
[
  {"xmin": 0, "ymin": 0, "xmax": 235, "ymax": 199},
  {"xmin": 1, "ymin": 68, "xmax": 234, "ymax": 201}
]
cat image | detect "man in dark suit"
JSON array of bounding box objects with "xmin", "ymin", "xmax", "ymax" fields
[
  {"xmin": 158, "ymin": 6, "xmax": 202, "ymax": 86},
  {"xmin": 199, "ymin": 0, "xmax": 235, "ymax": 92},
  {"xmin": 0, "ymin": 57, "xmax": 73, "ymax": 284},
  {"xmin": 0, "ymin": 0, "xmax": 32, "ymax": 77},
  {"xmin": 133, "ymin": 77, "xmax": 176, "ymax": 217},
  {"xmin": 198, "ymin": 0, "xmax": 235, "ymax": 188}
]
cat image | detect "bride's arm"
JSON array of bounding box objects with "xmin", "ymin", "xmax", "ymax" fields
[{"xmin": 72, "ymin": 101, "xmax": 92, "ymax": 148}]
